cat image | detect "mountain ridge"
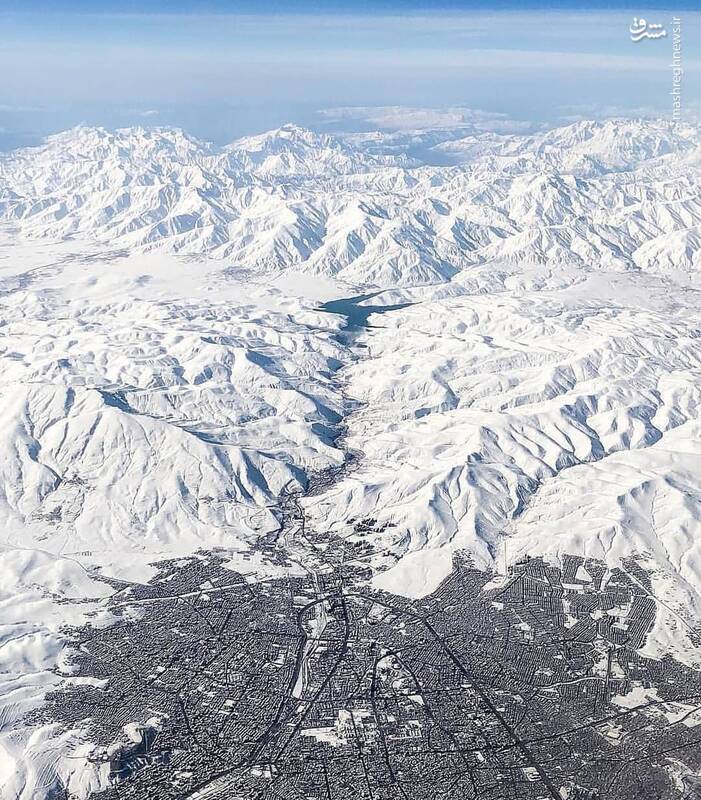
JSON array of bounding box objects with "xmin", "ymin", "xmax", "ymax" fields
[
  {"xmin": 1, "ymin": 119, "xmax": 700, "ymax": 285},
  {"xmin": 2, "ymin": 117, "xmax": 701, "ymax": 798}
]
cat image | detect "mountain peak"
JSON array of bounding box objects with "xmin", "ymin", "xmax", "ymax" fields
[{"xmin": 1, "ymin": 117, "xmax": 699, "ymax": 281}]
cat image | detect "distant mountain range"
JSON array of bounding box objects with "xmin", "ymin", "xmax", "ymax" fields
[{"xmin": 1, "ymin": 119, "xmax": 699, "ymax": 285}]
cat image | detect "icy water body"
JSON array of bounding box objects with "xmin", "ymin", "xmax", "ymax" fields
[{"xmin": 320, "ymin": 292, "xmax": 412, "ymax": 343}]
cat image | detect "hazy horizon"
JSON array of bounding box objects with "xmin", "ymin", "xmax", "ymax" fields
[{"xmin": 1, "ymin": 1, "xmax": 699, "ymax": 150}]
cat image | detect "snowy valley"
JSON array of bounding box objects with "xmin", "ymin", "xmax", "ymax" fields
[{"xmin": 1, "ymin": 118, "xmax": 701, "ymax": 798}]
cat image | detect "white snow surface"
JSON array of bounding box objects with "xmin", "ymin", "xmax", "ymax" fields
[
  {"xmin": 1, "ymin": 117, "xmax": 701, "ymax": 797},
  {"xmin": 2, "ymin": 119, "xmax": 701, "ymax": 285}
]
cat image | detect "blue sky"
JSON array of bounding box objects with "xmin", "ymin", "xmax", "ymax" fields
[{"xmin": 1, "ymin": 1, "xmax": 698, "ymax": 148}]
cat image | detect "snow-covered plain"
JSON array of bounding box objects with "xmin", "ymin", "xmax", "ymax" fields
[{"xmin": 1, "ymin": 118, "xmax": 701, "ymax": 797}]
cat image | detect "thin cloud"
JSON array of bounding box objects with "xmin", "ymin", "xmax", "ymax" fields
[
  {"xmin": 320, "ymin": 105, "xmax": 532, "ymax": 133},
  {"xmin": 0, "ymin": 103, "xmax": 44, "ymax": 112}
]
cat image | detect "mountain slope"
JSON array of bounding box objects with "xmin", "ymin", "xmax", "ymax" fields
[
  {"xmin": 1, "ymin": 120, "xmax": 700, "ymax": 286},
  {"xmin": 2, "ymin": 118, "xmax": 701, "ymax": 800}
]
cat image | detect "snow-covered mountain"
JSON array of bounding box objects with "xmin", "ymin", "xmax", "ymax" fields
[
  {"xmin": 1, "ymin": 118, "xmax": 701, "ymax": 799},
  {"xmin": 2, "ymin": 119, "xmax": 700, "ymax": 285}
]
